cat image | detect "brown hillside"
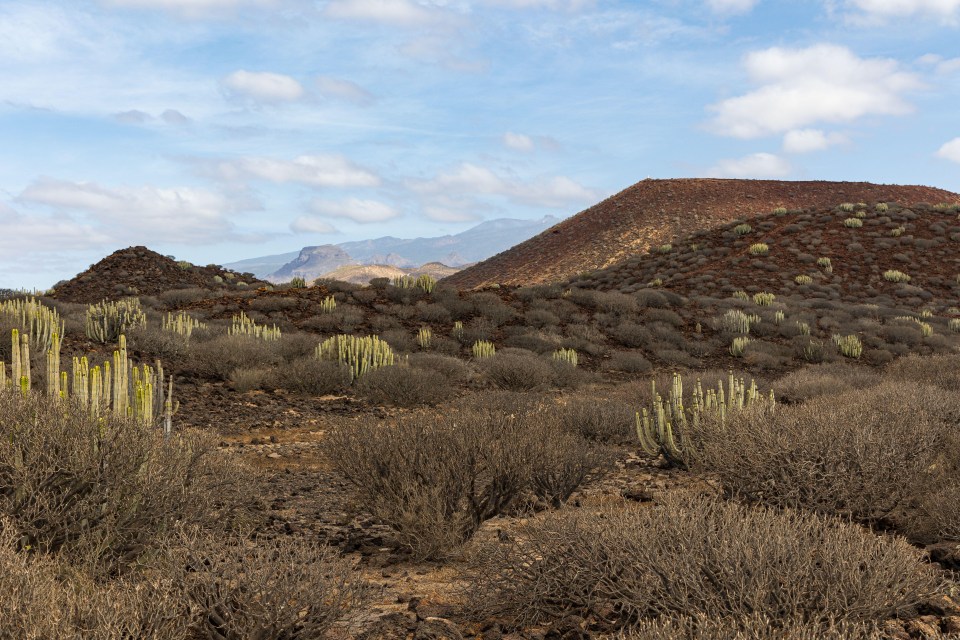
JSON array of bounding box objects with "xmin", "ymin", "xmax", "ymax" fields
[
  {"xmin": 566, "ymin": 201, "xmax": 960, "ymax": 309},
  {"xmin": 51, "ymin": 246, "xmax": 269, "ymax": 304},
  {"xmin": 442, "ymin": 178, "xmax": 960, "ymax": 289}
]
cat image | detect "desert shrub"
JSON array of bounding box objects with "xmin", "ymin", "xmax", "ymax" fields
[
  {"xmin": 611, "ymin": 321, "xmax": 651, "ymax": 348},
  {"xmin": 354, "ymin": 364, "xmax": 453, "ymax": 407},
  {"xmin": 0, "ymin": 391, "xmax": 246, "ymax": 575},
  {"xmin": 481, "ymin": 351, "xmax": 556, "ymax": 391},
  {"xmin": 248, "ymin": 295, "xmax": 297, "ymax": 314},
  {"xmin": 774, "ymin": 363, "xmax": 881, "ymax": 403},
  {"xmin": 550, "ymin": 396, "xmax": 636, "ymax": 443},
  {"xmin": 606, "ymin": 350, "xmax": 653, "ymax": 373},
  {"xmin": 416, "ymin": 302, "xmax": 451, "ymax": 323},
  {"xmin": 270, "ymin": 357, "xmax": 351, "ymax": 395},
  {"xmin": 187, "ymin": 334, "xmax": 282, "ymax": 380},
  {"xmin": 326, "ymin": 403, "xmax": 606, "ymax": 559},
  {"xmin": 407, "ymin": 352, "xmax": 474, "ymax": 385},
  {"xmin": 228, "ymin": 366, "xmax": 272, "ymax": 392},
  {"xmin": 157, "ymin": 287, "xmax": 215, "ymax": 308},
  {"xmin": 182, "ymin": 534, "xmax": 368, "ymax": 640},
  {"xmin": 502, "ymin": 328, "xmax": 559, "ymax": 353},
  {"xmin": 126, "ymin": 325, "xmax": 191, "ymax": 364},
  {"xmin": 524, "ymin": 308, "xmax": 560, "ymax": 328},
  {"xmin": 884, "ymin": 353, "xmax": 960, "ymax": 392},
  {"xmin": 691, "ymin": 381, "xmax": 957, "ymax": 531},
  {"xmin": 617, "ymin": 615, "xmax": 878, "ymax": 640},
  {"xmin": 471, "ymin": 293, "xmax": 516, "ymax": 325},
  {"xmin": 466, "ymin": 495, "xmax": 939, "ymax": 629},
  {"xmin": 380, "ymin": 328, "xmax": 416, "ymax": 353}
]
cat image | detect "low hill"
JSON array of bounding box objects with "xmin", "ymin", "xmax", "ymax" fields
[
  {"xmin": 442, "ymin": 178, "xmax": 960, "ymax": 289},
  {"xmin": 319, "ymin": 262, "xmax": 460, "ymax": 285},
  {"xmin": 50, "ymin": 246, "xmax": 269, "ymax": 304},
  {"xmin": 566, "ymin": 201, "xmax": 960, "ymax": 309}
]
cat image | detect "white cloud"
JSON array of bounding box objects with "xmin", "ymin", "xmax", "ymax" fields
[
  {"xmin": 315, "ymin": 76, "xmax": 375, "ymax": 105},
  {"xmin": 707, "ymin": 152, "xmax": 791, "ymax": 178},
  {"xmin": 708, "ymin": 44, "xmax": 921, "ymax": 139},
  {"xmin": 308, "ymin": 197, "xmax": 400, "ymax": 223},
  {"xmin": 846, "ymin": 0, "xmax": 960, "ymax": 19},
  {"xmin": 706, "ymin": 0, "xmax": 760, "ymax": 14},
  {"xmin": 222, "ymin": 70, "xmax": 304, "ymax": 102},
  {"xmin": 503, "ymin": 132, "xmax": 535, "ymax": 151},
  {"xmin": 480, "ymin": 0, "xmax": 597, "ymax": 9},
  {"xmin": 410, "ymin": 162, "xmax": 598, "ymax": 208},
  {"xmin": 323, "ymin": 0, "xmax": 441, "ymax": 26},
  {"xmin": 0, "ymin": 203, "xmax": 110, "ymax": 256},
  {"xmin": 18, "ymin": 178, "xmax": 255, "ymax": 244},
  {"xmin": 936, "ymin": 138, "xmax": 960, "ymax": 163},
  {"xmin": 102, "ymin": 0, "xmax": 279, "ymax": 18},
  {"xmin": 208, "ymin": 155, "xmax": 381, "ymax": 188},
  {"xmin": 937, "ymin": 58, "xmax": 960, "ymax": 73},
  {"xmin": 290, "ymin": 216, "xmax": 339, "ymax": 234},
  {"xmin": 782, "ymin": 128, "xmax": 847, "ymax": 153},
  {"xmin": 161, "ymin": 109, "xmax": 191, "ymax": 124}
]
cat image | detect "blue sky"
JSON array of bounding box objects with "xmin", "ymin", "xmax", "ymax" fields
[{"xmin": 2, "ymin": 0, "xmax": 959, "ymax": 289}]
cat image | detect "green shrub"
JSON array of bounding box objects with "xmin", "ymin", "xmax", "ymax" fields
[
  {"xmin": 794, "ymin": 274, "xmax": 813, "ymax": 285},
  {"xmin": 749, "ymin": 243, "xmax": 769, "ymax": 256},
  {"xmin": 883, "ymin": 270, "xmax": 911, "ymax": 283},
  {"xmin": 843, "ymin": 218, "xmax": 863, "ymax": 228},
  {"xmin": 734, "ymin": 224, "xmax": 752, "ymax": 235}
]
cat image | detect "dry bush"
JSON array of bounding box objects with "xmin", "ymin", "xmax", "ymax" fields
[
  {"xmin": 690, "ymin": 381, "xmax": 957, "ymax": 531},
  {"xmin": 270, "ymin": 357, "xmax": 350, "ymax": 395},
  {"xmin": 773, "ymin": 362, "xmax": 882, "ymax": 403},
  {"xmin": 354, "ymin": 364, "xmax": 453, "ymax": 407},
  {"xmin": 187, "ymin": 334, "xmax": 284, "ymax": 380},
  {"xmin": 605, "ymin": 350, "xmax": 653, "ymax": 373},
  {"xmin": 466, "ymin": 496, "xmax": 940, "ymax": 630},
  {"xmin": 549, "ymin": 395, "xmax": 636, "ymax": 443},
  {"xmin": 127, "ymin": 325, "xmax": 192, "ymax": 363},
  {"xmin": 326, "ymin": 402, "xmax": 607, "ymax": 559},
  {"xmin": 181, "ymin": 533, "xmax": 369, "ymax": 640},
  {"xmin": 481, "ymin": 351, "xmax": 556, "ymax": 391},
  {"xmin": 228, "ymin": 366, "xmax": 272, "ymax": 392},
  {"xmin": 158, "ymin": 287, "xmax": 216, "ymax": 308},
  {"xmin": 885, "ymin": 353, "xmax": 960, "ymax": 391},
  {"xmin": 0, "ymin": 391, "xmax": 247, "ymax": 575},
  {"xmin": 407, "ymin": 352, "xmax": 474, "ymax": 385},
  {"xmin": 616, "ymin": 615, "xmax": 879, "ymax": 640}
]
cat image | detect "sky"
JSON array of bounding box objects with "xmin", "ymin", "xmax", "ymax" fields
[{"xmin": 2, "ymin": 0, "xmax": 959, "ymax": 289}]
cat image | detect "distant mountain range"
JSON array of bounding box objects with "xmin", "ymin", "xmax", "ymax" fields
[{"xmin": 224, "ymin": 216, "xmax": 560, "ymax": 282}]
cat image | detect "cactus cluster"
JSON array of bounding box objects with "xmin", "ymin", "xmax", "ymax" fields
[
  {"xmin": 843, "ymin": 218, "xmax": 863, "ymax": 228},
  {"xmin": 752, "ymin": 292, "xmax": 775, "ymax": 306},
  {"xmin": 552, "ymin": 348, "xmax": 578, "ymax": 367},
  {"xmin": 636, "ymin": 371, "xmax": 774, "ymax": 467},
  {"xmin": 289, "ymin": 276, "xmax": 307, "ymax": 288},
  {"xmin": 883, "ymin": 270, "xmax": 911, "ymax": 283},
  {"xmin": 894, "ymin": 316, "xmax": 933, "ymax": 337},
  {"xmin": 774, "ymin": 310, "xmax": 785, "ymax": 325},
  {"xmin": 320, "ymin": 295, "xmax": 337, "ymax": 314},
  {"xmin": 658, "ymin": 244, "xmax": 673, "ymax": 254},
  {"xmin": 471, "ymin": 340, "xmax": 496, "ymax": 359},
  {"xmin": 794, "ymin": 274, "xmax": 813, "ymax": 285},
  {"xmin": 772, "ymin": 206, "xmax": 787, "ymax": 215},
  {"xmin": 392, "ymin": 274, "xmax": 437, "ymax": 293},
  {"xmin": 796, "ymin": 321, "xmax": 811, "ymax": 336},
  {"xmin": 949, "ymin": 319, "xmax": 960, "ymax": 333},
  {"xmin": 452, "ymin": 321, "xmax": 464, "ymax": 341},
  {"xmin": 839, "ymin": 203, "xmax": 855, "ymax": 212},
  {"xmin": 749, "ymin": 243, "xmax": 769, "ymax": 256},
  {"xmin": 732, "ymin": 290, "xmax": 749, "ymax": 301},
  {"xmin": 86, "ymin": 298, "xmax": 146, "ymax": 343},
  {"xmin": 0, "ymin": 329, "xmax": 33, "ymax": 394},
  {"xmin": 875, "ymin": 202, "xmax": 889, "ymax": 212},
  {"xmin": 733, "ymin": 224, "xmax": 752, "ymax": 236},
  {"xmin": 729, "ymin": 336, "xmax": 750, "ymax": 357},
  {"xmin": 832, "ymin": 334, "xmax": 863, "ymax": 358},
  {"xmin": 817, "ymin": 257, "xmax": 833, "ymax": 273},
  {"xmin": 162, "ymin": 311, "xmax": 206, "ymax": 338},
  {"xmin": 718, "ymin": 309, "xmax": 760, "ymax": 334},
  {"xmin": 417, "ymin": 327, "xmax": 432, "ymax": 350},
  {"xmin": 0, "ymin": 296, "xmax": 65, "ymax": 353},
  {"xmin": 316, "ymin": 334, "xmax": 395, "ymax": 381},
  {"xmin": 230, "ymin": 311, "xmax": 281, "ymax": 341}
]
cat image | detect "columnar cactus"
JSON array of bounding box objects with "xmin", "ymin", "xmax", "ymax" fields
[
  {"xmin": 883, "ymin": 270, "xmax": 911, "ymax": 283},
  {"xmin": 636, "ymin": 371, "xmax": 775, "ymax": 467},
  {"xmin": 552, "ymin": 348, "xmax": 578, "ymax": 367},
  {"xmin": 417, "ymin": 327, "xmax": 432, "ymax": 350},
  {"xmin": 230, "ymin": 311, "xmax": 281, "ymax": 340},
  {"xmin": 729, "ymin": 336, "xmax": 750, "ymax": 357},
  {"xmin": 753, "ymin": 292, "xmax": 775, "ymax": 306},
  {"xmin": 471, "ymin": 340, "xmax": 496, "ymax": 359},
  {"xmin": 832, "ymin": 334, "xmax": 863, "ymax": 358},
  {"xmin": 320, "ymin": 296, "xmax": 337, "ymax": 314},
  {"xmin": 0, "ymin": 296, "xmax": 65, "ymax": 352},
  {"xmin": 316, "ymin": 334, "xmax": 395, "ymax": 382},
  {"xmin": 86, "ymin": 298, "xmax": 146, "ymax": 343},
  {"xmin": 749, "ymin": 243, "xmax": 769, "ymax": 256},
  {"xmin": 452, "ymin": 321, "xmax": 464, "ymax": 341},
  {"xmin": 718, "ymin": 309, "xmax": 760, "ymax": 334},
  {"xmin": 163, "ymin": 312, "xmax": 207, "ymax": 338}
]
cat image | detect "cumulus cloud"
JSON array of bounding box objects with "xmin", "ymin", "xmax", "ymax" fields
[
  {"xmin": 782, "ymin": 129, "xmax": 847, "ymax": 153},
  {"xmin": 207, "ymin": 154, "xmax": 380, "ymax": 188},
  {"xmin": 323, "ymin": 0, "xmax": 442, "ymax": 26},
  {"xmin": 708, "ymin": 44, "xmax": 921, "ymax": 139},
  {"xmin": 706, "ymin": 0, "xmax": 760, "ymax": 14},
  {"xmin": 315, "ymin": 76, "xmax": 375, "ymax": 105},
  {"xmin": 114, "ymin": 108, "xmax": 191, "ymax": 125},
  {"xmin": 480, "ymin": 0, "xmax": 597, "ymax": 9},
  {"xmin": 289, "ymin": 216, "xmax": 339, "ymax": 234},
  {"xmin": 222, "ymin": 70, "xmax": 304, "ymax": 103},
  {"xmin": 102, "ymin": 0, "xmax": 279, "ymax": 18},
  {"xmin": 307, "ymin": 197, "xmax": 400, "ymax": 223},
  {"xmin": 0, "ymin": 203, "xmax": 110, "ymax": 256},
  {"xmin": 410, "ymin": 162, "xmax": 598, "ymax": 208},
  {"xmin": 846, "ymin": 0, "xmax": 960, "ymax": 19},
  {"xmin": 18, "ymin": 178, "xmax": 255, "ymax": 244},
  {"xmin": 707, "ymin": 152, "xmax": 791, "ymax": 178},
  {"xmin": 936, "ymin": 138, "xmax": 960, "ymax": 163},
  {"xmin": 503, "ymin": 132, "xmax": 535, "ymax": 151}
]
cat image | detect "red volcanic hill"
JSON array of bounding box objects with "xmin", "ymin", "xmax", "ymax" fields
[
  {"xmin": 51, "ymin": 246, "xmax": 270, "ymax": 304},
  {"xmin": 441, "ymin": 178, "xmax": 960, "ymax": 289}
]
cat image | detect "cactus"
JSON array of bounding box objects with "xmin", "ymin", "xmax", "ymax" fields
[
  {"xmin": 230, "ymin": 311, "xmax": 281, "ymax": 341},
  {"xmin": 832, "ymin": 334, "xmax": 862, "ymax": 358},
  {"xmin": 552, "ymin": 348, "xmax": 578, "ymax": 367},
  {"xmin": 774, "ymin": 310, "xmax": 785, "ymax": 325},
  {"xmin": 162, "ymin": 312, "xmax": 207, "ymax": 338},
  {"xmin": 0, "ymin": 296, "xmax": 65, "ymax": 353},
  {"xmin": 718, "ymin": 309, "xmax": 760, "ymax": 334},
  {"xmin": 843, "ymin": 218, "xmax": 863, "ymax": 228},
  {"xmin": 817, "ymin": 257, "xmax": 833, "ymax": 273},
  {"xmin": 316, "ymin": 334, "xmax": 395, "ymax": 382},
  {"xmin": 949, "ymin": 319, "xmax": 960, "ymax": 333},
  {"xmin": 290, "ymin": 276, "xmax": 307, "ymax": 288},
  {"xmin": 794, "ymin": 274, "xmax": 813, "ymax": 285},
  {"xmin": 729, "ymin": 336, "xmax": 750, "ymax": 357},
  {"xmin": 839, "ymin": 203, "xmax": 855, "ymax": 212},
  {"xmin": 86, "ymin": 298, "xmax": 146, "ymax": 343},
  {"xmin": 883, "ymin": 270, "xmax": 911, "ymax": 283},
  {"xmin": 471, "ymin": 340, "xmax": 496, "ymax": 359},
  {"xmin": 796, "ymin": 321, "xmax": 811, "ymax": 336},
  {"xmin": 636, "ymin": 371, "xmax": 775, "ymax": 468},
  {"xmin": 772, "ymin": 206, "xmax": 787, "ymax": 215},
  {"xmin": 732, "ymin": 290, "xmax": 749, "ymax": 301},
  {"xmin": 734, "ymin": 224, "xmax": 752, "ymax": 235},
  {"xmin": 749, "ymin": 243, "xmax": 769, "ymax": 256},
  {"xmin": 752, "ymin": 292, "xmax": 775, "ymax": 306},
  {"xmin": 658, "ymin": 244, "xmax": 672, "ymax": 254},
  {"xmin": 415, "ymin": 274, "xmax": 436, "ymax": 293},
  {"xmin": 875, "ymin": 202, "xmax": 889, "ymax": 212},
  {"xmin": 417, "ymin": 327, "xmax": 432, "ymax": 350},
  {"xmin": 452, "ymin": 321, "xmax": 464, "ymax": 341},
  {"xmin": 320, "ymin": 296, "xmax": 337, "ymax": 314}
]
